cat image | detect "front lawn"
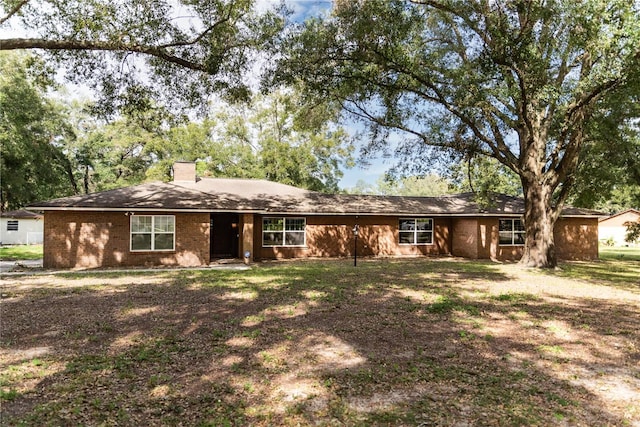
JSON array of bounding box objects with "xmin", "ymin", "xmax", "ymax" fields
[
  {"xmin": 600, "ymin": 245, "xmax": 640, "ymax": 261},
  {"xmin": 1, "ymin": 258, "xmax": 638, "ymax": 426},
  {"xmin": 0, "ymin": 244, "xmax": 43, "ymax": 261}
]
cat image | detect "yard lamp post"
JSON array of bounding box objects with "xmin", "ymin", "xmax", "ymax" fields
[{"xmin": 352, "ymin": 224, "xmax": 359, "ymax": 267}]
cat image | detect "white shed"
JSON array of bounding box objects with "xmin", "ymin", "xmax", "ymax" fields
[
  {"xmin": 598, "ymin": 209, "xmax": 640, "ymax": 247},
  {"xmin": 0, "ymin": 210, "xmax": 44, "ymax": 245}
]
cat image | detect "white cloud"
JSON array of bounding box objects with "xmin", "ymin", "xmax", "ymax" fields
[{"xmin": 284, "ymin": 0, "xmax": 332, "ymax": 22}]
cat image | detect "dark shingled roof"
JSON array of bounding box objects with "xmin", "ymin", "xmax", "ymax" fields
[
  {"xmin": 27, "ymin": 178, "xmax": 602, "ymax": 217},
  {"xmin": 1, "ymin": 210, "xmax": 43, "ymax": 219}
]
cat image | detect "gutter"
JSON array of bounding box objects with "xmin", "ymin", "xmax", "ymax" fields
[{"xmin": 25, "ymin": 206, "xmax": 601, "ymax": 218}]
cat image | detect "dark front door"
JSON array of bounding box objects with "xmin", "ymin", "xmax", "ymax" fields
[{"xmin": 210, "ymin": 213, "xmax": 239, "ymax": 259}]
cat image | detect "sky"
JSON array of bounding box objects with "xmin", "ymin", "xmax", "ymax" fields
[{"xmin": 283, "ymin": 0, "xmax": 333, "ymax": 21}]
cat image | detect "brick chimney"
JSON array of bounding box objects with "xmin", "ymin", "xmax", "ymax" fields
[{"xmin": 172, "ymin": 161, "xmax": 197, "ymax": 182}]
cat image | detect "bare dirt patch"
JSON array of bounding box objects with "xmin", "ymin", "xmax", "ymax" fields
[{"xmin": 1, "ymin": 258, "xmax": 639, "ymax": 426}]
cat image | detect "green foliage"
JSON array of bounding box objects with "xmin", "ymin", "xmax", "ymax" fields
[
  {"xmin": 63, "ymin": 88, "xmax": 352, "ymax": 193},
  {"xmin": 378, "ymin": 174, "xmax": 451, "ymax": 196},
  {"xmin": 449, "ymin": 156, "xmax": 521, "ymax": 197},
  {"xmin": 346, "ymin": 174, "xmax": 452, "ymax": 196},
  {"xmin": 63, "ymin": 100, "xmax": 176, "ymax": 193},
  {"xmin": 201, "ymin": 89, "xmax": 353, "ymax": 192},
  {"xmin": 0, "ymin": 52, "xmax": 77, "ymax": 209},
  {"xmin": 569, "ymin": 80, "xmax": 640, "ymax": 210},
  {"xmin": 624, "ymin": 221, "xmax": 640, "ymax": 244},
  {"xmin": 345, "ymin": 179, "xmax": 377, "ymax": 195}
]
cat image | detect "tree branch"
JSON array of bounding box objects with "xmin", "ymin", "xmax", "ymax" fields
[
  {"xmin": 0, "ymin": 0, "xmax": 29, "ymax": 26},
  {"xmin": 158, "ymin": 13, "xmax": 232, "ymax": 49},
  {"xmin": 341, "ymin": 99, "xmax": 431, "ymax": 145},
  {"xmin": 0, "ymin": 38, "xmax": 211, "ymax": 73},
  {"xmin": 362, "ymin": 45, "xmax": 520, "ymax": 170}
]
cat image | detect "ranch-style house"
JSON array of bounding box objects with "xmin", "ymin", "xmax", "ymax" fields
[{"xmin": 28, "ymin": 162, "xmax": 601, "ymax": 269}]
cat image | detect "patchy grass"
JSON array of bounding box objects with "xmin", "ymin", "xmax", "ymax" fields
[
  {"xmin": 0, "ymin": 244, "xmax": 43, "ymax": 261},
  {"xmin": 1, "ymin": 257, "xmax": 639, "ymax": 426}
]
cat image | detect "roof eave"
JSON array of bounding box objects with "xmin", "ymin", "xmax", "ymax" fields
[{"xmin": 31, "ymin": 206, "xmax": 597, "ymax": 218}]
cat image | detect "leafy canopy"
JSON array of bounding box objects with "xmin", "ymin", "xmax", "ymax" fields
[
  {"xmin": 0, "ymin": 0, "xmax": 285, "ymax": 114},
  {"xmin": 0, "ymin": 52, "xmax": 76, "ymax": 209},
  {"xmin": 201, "ymin": 89, "xmax": 353, "ymax": 192},
  {"xmin": 278, "ymin": 0, "xmax": 639, "ymax": 183},
  {"xmin": 63, "ymin": 88, "xmax": 353, "ymax": 194}
]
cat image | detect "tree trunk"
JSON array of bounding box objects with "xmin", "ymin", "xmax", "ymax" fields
[{"xmin": 519, "ymin": 180, "xmax": 559, "ymax": 268}]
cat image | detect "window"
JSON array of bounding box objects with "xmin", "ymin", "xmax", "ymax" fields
[
  {"xmin": 499, "ymin": 218, "xmax": 525, "ymax": 245},
  {"xmin": 130, "ymin": 215, "xmax": 175, "ymax": 251},
  {"xmin": 399, "ymin": 218, "xmax": 433, "ymax": 245},
  {"xmin": 6, "ymin": 220, "xmax": 18, "ymax": 231},
  {"xmin": 263, "ymin": 217, "xmax": 306, "ymax": 247}
]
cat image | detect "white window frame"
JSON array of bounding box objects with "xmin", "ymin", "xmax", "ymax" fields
[
  {"xmin": 6, "ymin": 220, "xmax": 18, "ymax": 231},
  {"xmin": 399, "ymin": 218, "xmax": 434, "ymax": 245},
  {"xmin": 130, "ymin": 215, "xmax": 175, "ymax": 252},
  {"xmin": 499, "ymin": 218, "xmax": 525, "ymax": 246},
  {"xmin": 262, "ymin": 217, "xmax": 306, "ymax": 247}
]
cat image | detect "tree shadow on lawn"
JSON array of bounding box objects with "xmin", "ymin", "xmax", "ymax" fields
[{"xmin": 1, "ymin": 259, "xmax": 638, "ymax": 426}]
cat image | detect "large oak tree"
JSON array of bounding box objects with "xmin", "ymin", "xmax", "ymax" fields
[{"xmin": 277, "ymin": 0, "xmax": 640, "ymax": 267}]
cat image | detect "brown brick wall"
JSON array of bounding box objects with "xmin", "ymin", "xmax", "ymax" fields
[
  {"xmin": 254, "ymin": 215, "xmax": 451, "ymax": 260},
  {"xmin": 477, "ymin": 218, "xmax": 523, "ymax": 261},
  {"xmin": 172, "ymin": 162, "xmax": 196, "ymax": 182},
  {"xmin": 451, "ymin": 218, "xmax": 479, "ymax": 259},
  {"xmin": 43, "ymin": 211, "xmax": 598, "ymax": 268},
  {"xmin": 451, "ymin": 217, "xmax": 598, "ymax": 261},
  {"xmin": 555, "ymin": 217, "xmax": 599, "ymax": 260},
  {"xmin": 44, "ymin": 211, "xmax": 210, "ymax": 268},
  {"xmin": 239, "ymin": 213, "xmax": 254, "ymax": 262}
]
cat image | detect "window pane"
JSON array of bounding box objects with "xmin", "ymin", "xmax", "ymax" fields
[
  {"xmin": 399, "ymin": 219, "xmax": 415, "ymax": 231},
  {"xmin": 416, "ymin": 232, "xmax": 432, "ymax": 244},
  {"xmin": 131, "ymin": 233, "xmax": 152, "ymax": 250},
  {"xmin": 263, "ymin": 218, "xmax": 284, "ymax": 231},
  {"xmin": 263, "ymin": 231, "xmax": 283, "ymax": 246},
  {"xmin": 499, "ymin": 219, "xmax": 512, "ymax": 232},
  {"xmin": 285, "ymin": 218, "xmax": 305, "ymax": 231},
  {"xmin": 132, "ymin": 216, "xmax": 152, "ymax": 233},
  {"xmin": 499, "ymin": 232, "xmax": 513, "ymax": 245},
  {"xmin": 154, "ymin": 233, "xmax": 174, "ymax": 250},
  {"xmin": 154, "ymin": 216, "xmax": 174, "ymax": 233},
  {"xmin": 514, "ymin": 219, "xmax": 525, "ymax": 232},
  {"xmin": 514, "ymin": 232, "xmax": 525, "ymax": 245},
  {"xmin": 416, "ymin": 219, "xmax": 432, "ymax": 231},
  {"xmin": 399, "ymin": 231, "xmax": 415, "ymax": 244},
  {"xmin": 285, "ymin": 231, "xmax": 305, "ymax": 246}
]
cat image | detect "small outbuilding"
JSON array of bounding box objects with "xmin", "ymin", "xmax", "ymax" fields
[
  {"xmin": 598, "ymin": 209, "xmax": 640, "ymax": 247},
  {"xmin": 28, "ymin": 162, "xmax": 602, "ymax": 269},
  {"xmin": 0, "ymin": 210, "xmax": 44, "ymax": 245}
]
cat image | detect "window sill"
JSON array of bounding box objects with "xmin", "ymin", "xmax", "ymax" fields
[
  {"xmin": 130, "ymin": 250, "xmax": 176, "ymax": 253},
  {"xmin": 262, "ymin": 245, "xmax": 308, "ymax": 248}
]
